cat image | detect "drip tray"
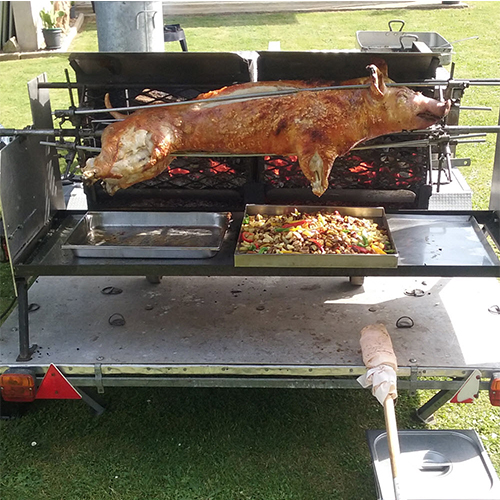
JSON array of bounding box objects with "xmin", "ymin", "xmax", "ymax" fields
[
  {"xmin": 62, "ymin": 211, "xmax": 231, "ymax": 259},
  {"xmin": 366, "ymin": 429, "xmax": 500, "ymax": 500}
]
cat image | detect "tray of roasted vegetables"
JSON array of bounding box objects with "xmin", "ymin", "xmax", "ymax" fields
[{"xmin": 234, "ymin": 205, "xmax": 398, "ymax": 268}]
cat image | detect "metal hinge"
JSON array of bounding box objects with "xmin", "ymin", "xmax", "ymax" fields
[
  {"xmin": 94, "ymin": 364, "xmax": 104, "ymax": 394},
  {"xmin": 409, "ymin": 365, "xmax": 419, "ymax": 396}
]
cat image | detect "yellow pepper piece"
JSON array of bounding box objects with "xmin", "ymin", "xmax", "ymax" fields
[{"xmin": 371, "ymin": 244, "xmax": 386, "ymax": 255}]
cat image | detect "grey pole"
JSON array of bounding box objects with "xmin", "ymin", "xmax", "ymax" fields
[{"xmin": 94, "ymin": 1, "xmax": 164, "ymax": 52}]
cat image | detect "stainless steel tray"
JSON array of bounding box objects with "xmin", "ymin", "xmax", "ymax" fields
[
  {"xmin": 356, "ymin": 21, "xmax": 453, "ymax": 65},
  {"xmin": 63, "ymin": 211, "xmax": 230, "ymax": 259},
  {"xmin": 367, "ymin": 429, "xmax": 500, "ymax": 500},
  {"xmin": 234, "ymin": 205, "xmax": 398, "ymax": 268}
]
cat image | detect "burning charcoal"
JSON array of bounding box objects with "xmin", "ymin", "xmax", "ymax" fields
[{"xmin": 263, "ymin": 139, "xmax": 429, "ymax": 196}]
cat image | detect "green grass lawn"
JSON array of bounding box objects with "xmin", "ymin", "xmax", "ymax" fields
[
  {"xmin": 0, "ymin": 387, "xmax": 498, "ymax": 500},
  {"xmin": 1, "ymin": 3, "xmax": 500, "ymax": 499}
]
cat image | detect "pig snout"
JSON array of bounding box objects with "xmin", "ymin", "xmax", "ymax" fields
[{"xmin": 414, "ymin": 94, "xmax": 451, "ymax": 126}]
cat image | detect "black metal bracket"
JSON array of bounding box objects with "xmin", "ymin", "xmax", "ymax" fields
[{"xmin": 15, "ymin": 277, "xmax": 37, "ymax": 362}]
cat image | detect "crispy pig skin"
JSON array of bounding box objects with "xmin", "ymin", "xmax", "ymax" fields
[{"xmin": 83, "ymin": 62, "xmax": 451, "ymax": 196}]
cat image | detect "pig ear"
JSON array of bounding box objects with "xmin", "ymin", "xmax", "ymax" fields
[
  {"xmin": 366, "ymin": 64, "xmax": 387, "ymax": 99},
  {"xmin": 370, "ymin": 58, "xmax": 389, "ymax": 77}
]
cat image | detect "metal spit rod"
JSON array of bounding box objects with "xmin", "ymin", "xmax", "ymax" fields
[
  {"xmin": 459, "ymin": 106, "xmax": 492, "ymax": 111},
  {"xmin": 39, "ymin": 141, "xmax": 102, "ymax": 152},
  {"xmin": 39, "ymin": 135, "xmax": 486, "ymax": 155},
  {"xmin": 49, "ymin": 78, "xmax": 500, "ymax": 117},
  {"xmin": 0, "ymin": 128, "xmax": 101, "ymax": 137},
  {"xmin": 38, "ymin": 78, "xmax": 500, "ymax": 89},
  {"xmin": 439, "ymin": 125, "xmax": 500, "ymax": 134},
  {"xmin": 3, "ymin": 126, "xmax": 498, "ymax": 139}
]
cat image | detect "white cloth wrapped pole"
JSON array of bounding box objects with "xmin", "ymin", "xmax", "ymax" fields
[
  {"xmin": 357, "ymin": 323, "xmax": 398, "ymax": 404},
  {"xmin": 358, "ymin": 323, "xmax": 404, "ymax": 500},
  {"xmin": 359, "ymin": 323, "xmax": 397, "ymax": 371},
  {"xmin": 357, "ymin": 365, "xmax": 397, "ymax": 405}
]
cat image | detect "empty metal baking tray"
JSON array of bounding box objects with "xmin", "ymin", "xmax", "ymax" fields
[{"xmin": 63, "ymin": 211, "xmax": 230, "ymax": 259}]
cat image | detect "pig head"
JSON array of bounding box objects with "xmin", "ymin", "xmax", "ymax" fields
[
  {"xmin": 83, "ymin": 62, "xmax": 451, "ymax": 196},
  {"xmin": 293, "ymin": 63, "xmax": 451, "ymax": 195}
]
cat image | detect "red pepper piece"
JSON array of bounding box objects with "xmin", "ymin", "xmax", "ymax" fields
[
  {"xmin": 241, "ymin": 231, "xmax": 255, "ymax": 243},
  {"xmin": 309, "ymin": 238, "xmax": 325, "ymax": 252},
  {"xmin": 282, "ymin": 220, "xmax": 309, "ymax": 229},
  {"xmin": 351, "ymin": 245, "xmax": 370, "ymax": 254}
]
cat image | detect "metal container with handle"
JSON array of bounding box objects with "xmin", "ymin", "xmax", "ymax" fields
[{"xmin": 356, "ymin": 20, "xmax": 454, "ymax": 65}]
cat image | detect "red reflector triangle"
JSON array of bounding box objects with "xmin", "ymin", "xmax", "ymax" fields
[
  {"xmin": 450, "ymin": 395, "xmax": 474, "ymax": 404},
  {"xmin": 36, "ymin": 364, "xmax": 81, "ymax": 400}
]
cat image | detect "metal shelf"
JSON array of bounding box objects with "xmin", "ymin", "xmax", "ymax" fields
[{"xmin": 14, "ymin": 210, "xmax": 500, "ymax": 278}]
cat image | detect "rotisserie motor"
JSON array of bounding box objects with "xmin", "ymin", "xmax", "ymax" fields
[{"xmin": 83, "ymin": 61, "xmax": 451, "ymax": 197}]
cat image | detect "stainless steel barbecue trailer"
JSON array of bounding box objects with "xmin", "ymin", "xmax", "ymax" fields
[{"xmin": 1, "ymin": 51, "xmax": 499, "ymax": 419}]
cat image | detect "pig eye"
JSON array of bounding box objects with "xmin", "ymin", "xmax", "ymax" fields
[{"xmin": 397, "ymin": 90, "xmax": 410, "ymax": 103}]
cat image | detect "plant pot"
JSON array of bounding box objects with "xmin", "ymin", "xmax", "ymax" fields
[{"xmin": 42, "ymin": 28, "xmax": 63, "ymax": 50}]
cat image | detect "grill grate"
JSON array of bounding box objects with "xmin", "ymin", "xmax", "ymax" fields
[
  {"xmin": 135, "ymin": 157, "xmax": 249, "ymax": 190},
  {"xmin": 264, "ymin": 137, "xmax": 428, "ymax": 192}
]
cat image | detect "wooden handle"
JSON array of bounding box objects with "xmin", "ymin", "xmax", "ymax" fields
[{"xmin": 384, "ymin": 396, "xmax": 404, "ymax": 500}]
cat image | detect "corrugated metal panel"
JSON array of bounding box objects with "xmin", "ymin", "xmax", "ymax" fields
[{"xmin": 0, "ymin": 1, "xmax": 15, "ymax": 50}]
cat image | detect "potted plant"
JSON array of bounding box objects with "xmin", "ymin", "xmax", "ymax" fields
[{"xmin": 39, "ymin": 7, "xmax": 65, "ymax": 50}]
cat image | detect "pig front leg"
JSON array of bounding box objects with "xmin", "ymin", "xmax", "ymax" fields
[
  {"xmin": 83, "ymin": 123, "xmax": 178, "ymax": 195},
  {"xmin": 297, "ymin": 148, "xmax": 338, "ymax": 197}
]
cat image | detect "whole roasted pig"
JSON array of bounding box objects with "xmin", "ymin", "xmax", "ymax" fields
[{"xmin": 83, "ymin": 61, "xmax": 451, "ymax": 196}]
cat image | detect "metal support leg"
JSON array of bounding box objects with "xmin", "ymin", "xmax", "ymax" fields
[
  {"xmin": 349, "ymin": 276, "xmax": 365, "ymax": 286},
  {"xmin": 78, "ymin": 389, "xmax": 106, "ymax": 416},
  {"xmin": 146, "ymin": 275, "xmax": 163, "ymax": 284},
  {"xmin": 16, "ymin": 277, "xmax": 37, "ymax": 362},
  {"xmin": 414, "ymin": 388, "xmax": 457, "ymax": 424}
]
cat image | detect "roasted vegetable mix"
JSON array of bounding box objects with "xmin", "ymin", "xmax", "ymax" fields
[{"xmin": 237, "ymin": 210, "xmax": 394, "ymax": 255}]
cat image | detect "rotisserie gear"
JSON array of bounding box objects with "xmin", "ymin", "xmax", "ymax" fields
[{"xmin": 83, "ymin": 61, "xmax": 451, "ymax": 196}]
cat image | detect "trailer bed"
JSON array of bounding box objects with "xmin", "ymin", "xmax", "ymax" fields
[{"xmin": 1, "ymin": 275, "xmax": 499, "ymax": 379}]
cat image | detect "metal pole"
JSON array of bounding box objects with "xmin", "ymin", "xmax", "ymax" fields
[
  {"xmin": 15, "ymin": 277, "xmax": 37, "ymax": 362},
  {"xmin": 94, "ymin": 1, "xmax": 164, "ymax": 52},
  {"xmin": 415, "ymin": 388, "xmax": 458, "ymax": 423},
  {"xmin": 490, "ymin": 108, "xmax": 500, "ymax": 210}
]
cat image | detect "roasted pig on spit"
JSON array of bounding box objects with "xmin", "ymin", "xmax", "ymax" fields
[{"xmin": 83, "ymin": 61, "xmax": 451, "ymax": 196}]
